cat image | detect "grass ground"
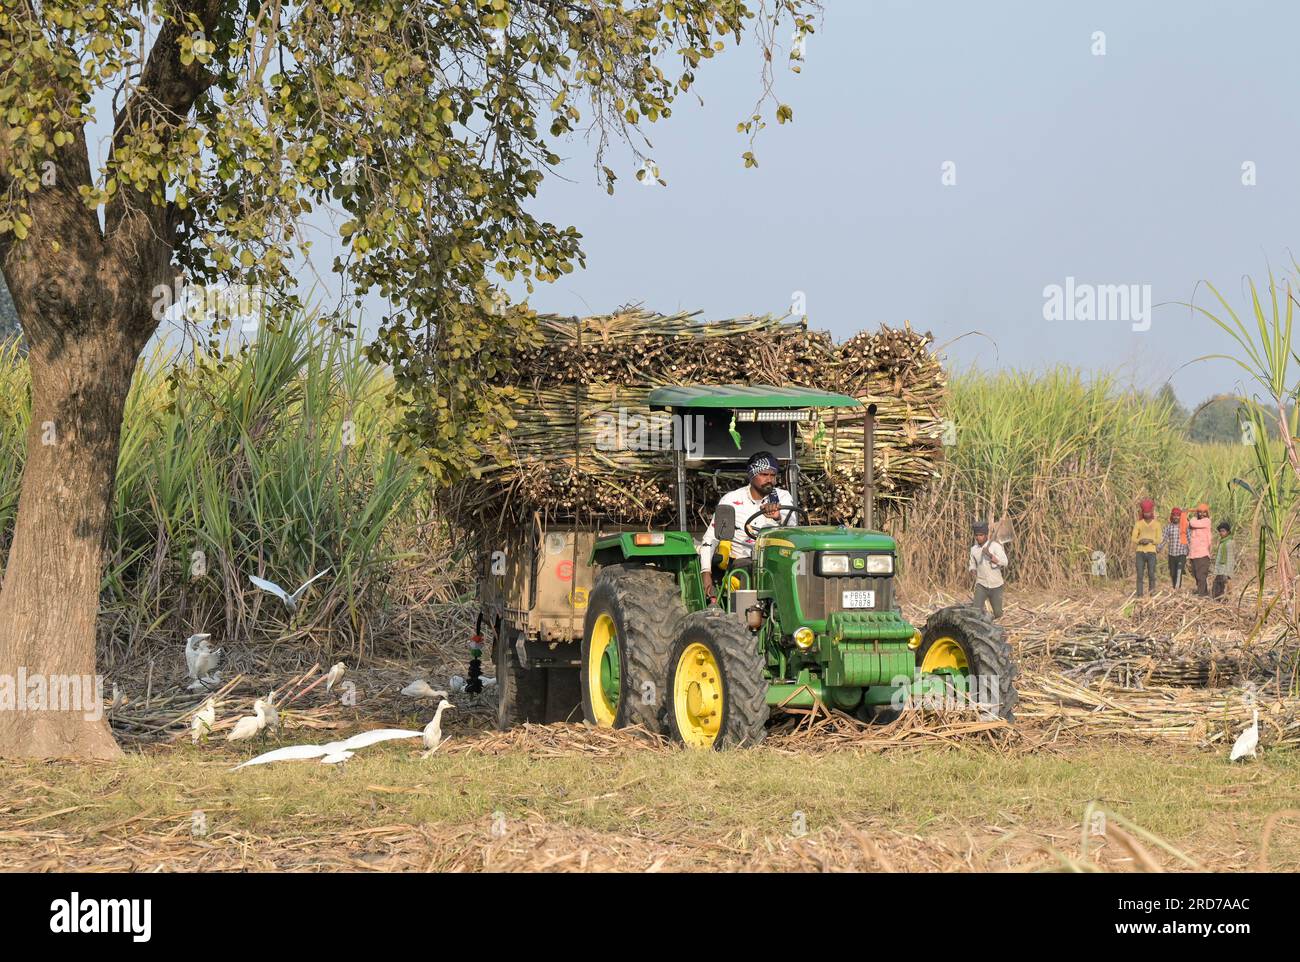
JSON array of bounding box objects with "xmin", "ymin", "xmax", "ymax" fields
[
  {"xmin": 2, "ymin": 727, "xmax": 1298, "ymax": 872},
  {"xmin": 2, "ymin": 585, "xmax": 1297, "ymax": 872}
]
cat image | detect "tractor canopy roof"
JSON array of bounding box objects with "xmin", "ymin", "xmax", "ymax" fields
[{"xmin": 646, "ymin": 385, "xmax": 861, "ymax": 411}]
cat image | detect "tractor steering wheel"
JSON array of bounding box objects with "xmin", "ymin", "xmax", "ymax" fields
[{"xmin": 743, "ymin": 504, "xmax": 807, "ymax": 539}]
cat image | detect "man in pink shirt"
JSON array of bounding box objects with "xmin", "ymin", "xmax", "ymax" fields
[{"xmin": 1186, "ymin": 502, "xmax": 1213, "ymax": 596}]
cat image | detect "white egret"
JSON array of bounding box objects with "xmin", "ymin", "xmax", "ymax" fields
[
  {"xmin": 192, "ymin": 640, "xmax": 221, "ymax": 680},
  {"xmin": 259, "ymin": 693, "xmax": 280, "ymax": 734},
  {"xmin": 1230, "ymin": 709, "xmax": 1259, "ymax": 762},
  {"xmin": 187, "ymin": 670, "xmax": 222, "ymax": 692},
  {"xmin": 449, "ymin": 674, "xmax": 495, "ymax": 693},
  {"xmin": 227, "ymin": 702, "xmax": 267, "ymax": 742},
  {"xmin": 231, "ymin": 727, "xmax": 424, "ymax": 770},
  {"xmin": 249, "ymin": 569, "xmax": 331, "ymax": 613},
  {"xmin": 420, "ymin": 700, "xmax": 454, "ymax": 757},
  {"xmin": 191, "ymin": 697, "xmax": 217, "ymax": 744},
  {"xmin": 401, "ymin": 679, "xmax": 448, "ymax": 699},
  {"xmin": 184, "ymin": 633, "xmax": 211, "ymax": 678},
  {"xmin": 325, "ymin": 662, "xmax": 347, "ymax": 692}
]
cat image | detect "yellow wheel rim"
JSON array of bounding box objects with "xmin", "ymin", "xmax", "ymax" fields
[
  {"xmin": 587, "ymin": 613, "xmax": 620, "ymax": 726},
  {"xmin": 921, "ymin": 636, "xmax": 969, "ymax": 673},
  {"xmin": 673, "ymin": 642, "xmax": 723, "ymax": 748}
]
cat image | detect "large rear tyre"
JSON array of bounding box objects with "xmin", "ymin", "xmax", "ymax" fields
[
  {"xmin": 666, "ymin": 608, "xmax": 769, "ymax": 749},
  {"xmin": 495, "ymin": 628, "xmax": 548, "ymax": 729},
  {"xmin": 580, "ymin": 564, "xmax": 685, "ymax": 733},
  {"xmin": 917, "ymin": 605, "xmax": 1018, "ymax": 721}
]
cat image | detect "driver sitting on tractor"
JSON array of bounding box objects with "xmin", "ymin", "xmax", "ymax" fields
[{"xmin": 698, "ymin": 451, "xmax": 796, "ymax": 602}]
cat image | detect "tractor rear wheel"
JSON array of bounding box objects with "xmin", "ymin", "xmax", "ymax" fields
[
  {"xmin": 666, "ymin": 608, "xmax": 769, "ymax": 749},
  {"xmin": 580, "ymin": 564, "xmax": 684, "ymax": 733},
  {"xmin": 917, "ymin": 605, "xmax": 1018, "ymax": 721}
]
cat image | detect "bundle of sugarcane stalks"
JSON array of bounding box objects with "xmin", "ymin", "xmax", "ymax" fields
[{"xmin": 453, "ymin": 309, "xmax": 946, "ymax": 533}]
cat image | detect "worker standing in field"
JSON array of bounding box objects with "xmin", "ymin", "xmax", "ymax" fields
[
  {"xmin": 1158, "ymin": 507, "xmax": 1189, "ymax": 588},
  {"xmin": 1187, "ymin": 502, "xmax": 1214, "ymax": 596},
  {"xmin": 1212, "ymin": 521, "xmax": 1235, "ymax": 600},
  {"xmin": 1131, "ymin": 498, "xmax": 1160, "ymax": 597},
  {"xmin": 698, "ymin": 451, "xmax": 794, "ymax": 602},
  {"xmin": 969, "ymin": 521, "xmax": 1008, "ymax": 620}
]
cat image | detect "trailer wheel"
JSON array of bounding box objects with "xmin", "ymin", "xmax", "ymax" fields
[
  {"xmin": 917, "ymin": 605, "xmax": 1018, "ymax": 721},
  {"xmin": 666, "ymin": 608, "xmax": 769, "ymax": 749},
  {"xmin": 495, "ymin": 629, "xmax": 548, "ymax": 729},
  {"xmin": 580, "ymin": 564, "xmax": 684, "ymax": 733}
]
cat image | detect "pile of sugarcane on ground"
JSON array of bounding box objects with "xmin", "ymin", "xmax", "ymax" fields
[{"xmin": 452, "ymin": 309, "xmax": 946, "ymax": 533}]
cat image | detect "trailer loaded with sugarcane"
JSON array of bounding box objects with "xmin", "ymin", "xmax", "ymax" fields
[{"xmin": 468, "ymin": 310, "xmax": 1017, "ymax": 748}]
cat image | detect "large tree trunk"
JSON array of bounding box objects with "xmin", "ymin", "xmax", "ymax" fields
[
  {"xmin": 0, "ymin": 329, "xmax": 140, "ymax": 758},
  {"xmin": 0, "ymin": 2, "xmax": 218, "ymax": 759}
]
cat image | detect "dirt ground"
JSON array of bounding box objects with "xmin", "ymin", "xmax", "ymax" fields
[{"xmin": 1, "ymin": 585, "xmax": 1297, "ymax": 872}]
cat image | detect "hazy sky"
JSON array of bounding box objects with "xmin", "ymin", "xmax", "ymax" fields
[
  {"xmin": 511, "ymin": 0, "xmax": 1300, "ymax": 406},
  {"xmin": 137, "ymin": 1, "xmax": 1299, "ymax": 406}
]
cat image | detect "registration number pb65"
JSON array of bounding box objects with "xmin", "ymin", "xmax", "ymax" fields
[{"xmin": 842, "ymin": 590, "xmax": 875, "ymax": 609}]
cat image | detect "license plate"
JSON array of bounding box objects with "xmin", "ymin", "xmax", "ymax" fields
[{"xmin": 842, "ymin": 590, "xmax": 875, "ymax": 609}]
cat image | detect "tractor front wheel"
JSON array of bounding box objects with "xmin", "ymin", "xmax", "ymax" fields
[
  {"xmin": 917, "ymin": 605, "xmax": 1019, "ymax": 721},
  {"xmin": 580, "ymin": 564, "xmax": 684, "ymax": 733},
  {"xmin": 666, "ymin": 608, "xmax": 769, "ymax": 749}
]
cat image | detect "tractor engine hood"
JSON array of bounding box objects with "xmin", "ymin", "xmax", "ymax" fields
[{"xmin": 755, "ymin": 525, "xmax": 898, "ymax": 554}]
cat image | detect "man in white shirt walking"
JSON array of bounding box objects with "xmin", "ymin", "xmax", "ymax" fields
[
  {"xmin": 969, "ymin": 521, "xmax": 1008, "ymax": 620},
  {"xmin": 698, "ymin": 451, "xmax": 796, "ymax": 602}
]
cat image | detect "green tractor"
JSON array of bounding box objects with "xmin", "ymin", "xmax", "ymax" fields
[{"xmin": 580, "ymin": 385, "xmax": 1017, "ymax": 749}]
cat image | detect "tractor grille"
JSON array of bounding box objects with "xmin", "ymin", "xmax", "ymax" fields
[{"xmin": 795, "ymin": 570, "xmax": 895, "ymax": 621}]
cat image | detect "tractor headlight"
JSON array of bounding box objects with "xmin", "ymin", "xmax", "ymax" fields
[
  {"xmin": 819, "ymin": 554, "xmax": 850, "ymax": 575},
  {"xmin": 866, "ymin": 554, "xmax": 894, "ymax": 575},
  {"xmin": 793, "ymin": 627, "xmax": 816, "ymax": 649}
]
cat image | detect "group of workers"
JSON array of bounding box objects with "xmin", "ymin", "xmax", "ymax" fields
[{"xmin": 1131, "ymin": 499, "xmax": 1235, "ymax": 599}]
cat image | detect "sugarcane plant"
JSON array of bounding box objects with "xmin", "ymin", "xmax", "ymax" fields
[{"xmin": 1192, "ymin": 268, "xmax": 1300, "ymax": 630}]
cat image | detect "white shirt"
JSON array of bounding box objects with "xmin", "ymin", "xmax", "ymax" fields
[
  {"xmin": 699, "ymin": 485, "xmax": 796, "ymax": 569},
  {"xmin": 969, "ymin": 540, "xmax": 1008, "ymax": 588}
]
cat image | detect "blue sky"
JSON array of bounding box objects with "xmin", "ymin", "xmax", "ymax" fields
[{"xmin": 139, "ymin": 1, "xmax": 1300, "ymax": 406}]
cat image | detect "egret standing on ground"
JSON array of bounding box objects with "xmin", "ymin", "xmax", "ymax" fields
[
  {"xmin": 401, "ymin": 679, "xmax": 448, "ymax": 700},
  {"xmin": 1230, "ymin": 709, "xmax": 1259, "ymax": 761},
  {"xmin": 191, "ymin": 697, "xmax": 217, "ymax": 744},
  {"xmin": 249, "ymin": 569, "xmax": 331, "ymax": 613},
  {"xmin": 227, "ymin": 702, "xmax": 267, "ymax": 742},
  {"xmin": 325, "ymin": 662, "xmax": 347, "ymax": 693},
  {"xmin": 259, "ymin": 693, "xmax": 280, "ymax": 734},
  {"xmin": 421, "ymin": 699, "xmax": 454, "ymax": 757}
]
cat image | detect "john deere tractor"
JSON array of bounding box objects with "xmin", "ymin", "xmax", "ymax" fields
[{"xmin": 580, "ymin": 385, "xmax": 1017, "ymax": 749}]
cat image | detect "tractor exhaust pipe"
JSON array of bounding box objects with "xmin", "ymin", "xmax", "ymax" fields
[{"xmin": 862, "ymin": 403, "xmax": 877, "ymax": 530}]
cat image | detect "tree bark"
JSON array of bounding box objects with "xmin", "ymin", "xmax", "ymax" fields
[
  {"xmin": 0, "ymin": 1, "xmax": 221, "ymax": 758},
  {"xmin": 0, "ymin": 328, "xmax": 140, "ymax": 759}
]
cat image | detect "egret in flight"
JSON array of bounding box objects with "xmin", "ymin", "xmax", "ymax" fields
[
  {"xmin": 249, "ymin": 569, "xmax": 331, "ymax": 613},
  {"xmin": 230, "ymin": 727, "xmax": 425, "ymax": 770}
]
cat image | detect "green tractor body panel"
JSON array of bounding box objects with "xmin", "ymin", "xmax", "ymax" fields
[{"xmin": 590, "ymin": 531, "xmax": 707, "ymax": 612}]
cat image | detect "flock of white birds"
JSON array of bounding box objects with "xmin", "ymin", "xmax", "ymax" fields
[{"xmin": 182, "ymin": 569, "xmax": 488, "ymax": 770}]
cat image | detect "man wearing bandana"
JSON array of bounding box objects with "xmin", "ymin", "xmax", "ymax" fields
[{"xmin": 698, "ymin": 451, "xmax": 796, "ymax": 602}]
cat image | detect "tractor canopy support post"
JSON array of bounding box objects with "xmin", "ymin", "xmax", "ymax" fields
[
  {"xmin": 675, "ymin": 447, "xmax": 687, "ymax": 532},
  {"xmin": 863, "ymin": 403, "xmax": 877, "ymax": 530}
]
